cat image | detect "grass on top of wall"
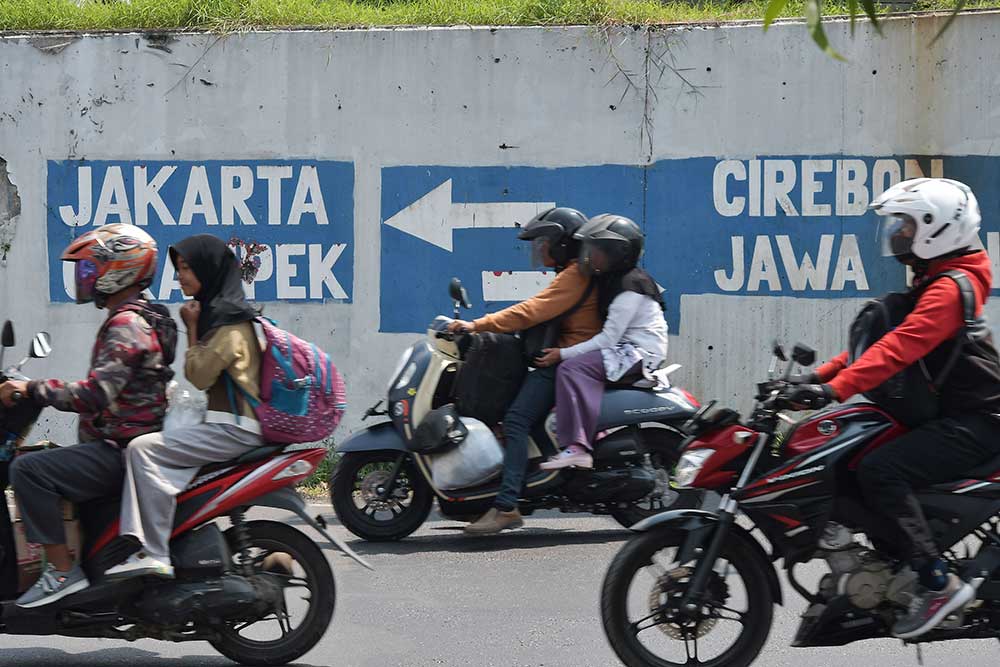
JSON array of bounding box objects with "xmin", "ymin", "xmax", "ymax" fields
[{"xmin": 0, "ymin": 0, "xmax": 995, "ymax": 32}]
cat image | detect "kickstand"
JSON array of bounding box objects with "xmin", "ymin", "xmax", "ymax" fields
[{"xmin": 915, "ymin": 644, "xmax": 924, "ymax": 666}]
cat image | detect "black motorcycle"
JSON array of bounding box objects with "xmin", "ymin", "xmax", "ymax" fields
[
  {"xmin": 331, "ymin": 279, "xmax": 702, "ymax": 541},
  {"xmin": 600, "ymin": 342, "xmax": 1000, "ymax": 667}
]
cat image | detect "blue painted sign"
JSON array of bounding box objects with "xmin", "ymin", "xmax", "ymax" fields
[
  {"xmin": 46, "ymin": 160, "xmax": 354, "ymax": 303},
  {"xmin": 381, "ymin": 157, "xmax": 1000, "ymax": 333},
  {"xmin": 380, "ymin": 165, "xmax": 644, "ymax": 332}
]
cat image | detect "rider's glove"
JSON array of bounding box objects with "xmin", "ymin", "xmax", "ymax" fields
[
  {"xmin": 787, "ymin": 372, "xmax": 819, "ymax": 385},
  {"xmin": 786, "ymin": 383, "xmax": 836, "ymax": 410}
]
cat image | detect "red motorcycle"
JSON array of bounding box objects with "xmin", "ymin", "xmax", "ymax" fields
[
  {"xmin": 600, "ymin": 342, "xmax": 1000, "ymax": 667},
  {"xmin": 0, "ymin": 320, "xmax": 370, "ymax": 666}
]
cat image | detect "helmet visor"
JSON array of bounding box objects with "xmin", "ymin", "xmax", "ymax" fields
[
  {"xmin": 530, "ymin": 237, "xmax": 551, "ymax": 268},
  {"xmin": 579, "ymin": 238, "xmax": 632, "ymax": 276},
  {"xmin": 74, "ymin": 259, "xmax": 99, "ymax": 304},
  {"xmin": 878, "ymin": 214, "xmax": 917, "ymax": 257}
]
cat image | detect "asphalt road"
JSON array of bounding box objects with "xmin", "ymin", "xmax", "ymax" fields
[{"xmin": 1, "ymin": 506, "xmax": 998, "ymax": 667}]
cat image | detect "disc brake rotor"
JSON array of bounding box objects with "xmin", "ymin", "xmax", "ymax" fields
[
  {"xmin": 359, "ymin": 469, "xmax": 403, "ymax": 512},
  {"xmin": 648, "ymin": 566, "xmax": 725, "ymax": 640}
]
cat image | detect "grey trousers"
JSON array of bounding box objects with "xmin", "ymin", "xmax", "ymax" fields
[
  {"xmin": 120, "ymin": 422, "xmax": 262, "ymax": 559},
  {"xmin": 10, "ymin": 441, "xmax": 124, "ymax": 545}
]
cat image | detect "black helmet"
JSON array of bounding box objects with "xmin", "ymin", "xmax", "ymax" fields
[
  {"xmin": 517, "ymin": 207, "xmax": 589, "ymax": 269},
  {"xmin": 574, "ymin": 214, "xmax": 644, "ymax": 276}
]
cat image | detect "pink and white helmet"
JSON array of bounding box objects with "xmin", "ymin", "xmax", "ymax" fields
[{"xmin": 870, "ymin": 178, "xmax": 981, "ymax": 260}]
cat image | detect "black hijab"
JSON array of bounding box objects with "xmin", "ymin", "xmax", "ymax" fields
[
  {"xmin": 596, "ymin": 268, "xmax": 666, "ymax": 320},
  {"xmin": 169, "ymin": 235, "xmax": 258, "ymax": 339}
]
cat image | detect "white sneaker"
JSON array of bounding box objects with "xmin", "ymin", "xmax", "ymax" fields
[
  {"xmin": 540, "ymin": 448, "xmax": 593, "ymax": 470},
  {"xmin": 105, "ymin": 551, "xmax": 174, "ymax": 580}
]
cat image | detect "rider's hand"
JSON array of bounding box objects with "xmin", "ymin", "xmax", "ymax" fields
[
  {"xmin": 447, "ymin": 320, "xmax": 475, "ymax": 333},
  {"xmin": 0, "ymin": 380, "xmax": 28, "ymax": 407},
  {"xmin": 180, "ymin": 300, "xmax": 201, "ymax": 328},
  {"xmin": 785, "ymin": 383, "xmax": 836, "ymax": 410},
  {"xmin": 534, "ymin": 348, "xmax": 562, "ymax": 368},
  {"xmin": 787, "ymin": 372, "xmax": 819, "ymax": 385}
]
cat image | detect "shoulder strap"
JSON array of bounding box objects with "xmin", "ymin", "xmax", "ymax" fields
[
  {"xmin": 938, "ymin": 269, "xmax": 977, "ymax": 327},
  {"xmin": 558, "ymin": 278, "xmax": 595, "ymax": 324},
  {"xmin": 924, "ymin": 269, "xmax": 978, "ymax": 390}
]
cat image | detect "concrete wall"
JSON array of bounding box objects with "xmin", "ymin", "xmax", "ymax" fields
[{"xmin": 1, "ymin": 14, "xmax": 999, "ymax": 442}]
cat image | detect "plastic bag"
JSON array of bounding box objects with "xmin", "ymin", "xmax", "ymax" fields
[
  {"xmin": 429, "ymin": 418, "xmax": 503, "ymax": 490},
  {"xmin": 163, "ymin": 381, "xmax": 207, "ymax": 431}
]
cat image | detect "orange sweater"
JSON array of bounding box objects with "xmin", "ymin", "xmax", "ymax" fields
[{"xmin": 472, "ymin": 262, "xmax": 601, "ymax": 347}]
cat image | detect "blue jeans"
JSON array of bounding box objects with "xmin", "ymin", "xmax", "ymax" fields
[{"xmin": 494, "ymin": 366, "xmax": 557, "ymax": 511}]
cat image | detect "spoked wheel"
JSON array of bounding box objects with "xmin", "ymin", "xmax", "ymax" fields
[
  {"xmin": 601, "ymin": 529, "xmax": 773, "ymax": 667},
  {"xmin": 611, "ymin": 430, "xmax": 703, "ymax": 528},
  {"xmin": 211, "ymin": 520, "xmax": 335, "ymax": 666},
  {"xmin": 330, "ymin": 451, "xmax": 433, "ymax": 541}
]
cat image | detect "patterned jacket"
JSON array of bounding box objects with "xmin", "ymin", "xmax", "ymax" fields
[{"xmin": 28, "ymin": 298, "xmax": 176, "ymax": 446}]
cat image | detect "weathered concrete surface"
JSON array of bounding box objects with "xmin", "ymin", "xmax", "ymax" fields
[{"xmin": 0, "ymin": 16, "xmax": 998, "ymax": 442}]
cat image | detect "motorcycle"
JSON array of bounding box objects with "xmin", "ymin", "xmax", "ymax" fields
[
  {"xmin": 600, "ymin": 341, "xmax": 1000, "ymax": 667},
  {"xmin": 331, "ymin": 278, "xmax": 703, "ymax": 541},
  {"xmin": 0, "ymin": 320, "xmax": 371, "ymax": 667}
]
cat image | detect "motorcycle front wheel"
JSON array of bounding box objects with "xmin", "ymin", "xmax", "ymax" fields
[
  {"xmin": 330, "ymin": 451, "xmax": 433, "ymax": 541},
  {"xmin": 601, "ymin": 528, "xmax": 774, "ymax": 667}
]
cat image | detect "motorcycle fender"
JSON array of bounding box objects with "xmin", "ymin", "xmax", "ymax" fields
[
  {"xmin": 335, "ymin": 421, "xmax": 408, "ymax": 454},
  {"xmin": 254, "ymin": 487, "xmax": 374, "ymax": 571},
  {"xmin": 630, "ymin": 509, "xmax": 783, "ymax": 606}
]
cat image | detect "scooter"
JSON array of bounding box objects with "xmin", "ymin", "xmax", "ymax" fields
[
  {"xmin": 331, "ymin": 279, "xmax": 702, "ymax": 541},
  {"xmin": 0, "ymin": 320, "xmax": 370, "ymax": 667}
]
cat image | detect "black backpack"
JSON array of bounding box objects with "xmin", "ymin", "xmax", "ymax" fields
[
  {"xmin": 452, "ymin": 332, "xmax": 528, "ymax": 426},
  {"xmin": 848, "ymin": 270, "xmax": 978, "ymax": 427}
]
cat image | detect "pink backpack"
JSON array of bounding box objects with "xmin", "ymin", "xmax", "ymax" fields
[{"xmin": 228, "ymin": 318, "xmax": 346, "ymax": 444}]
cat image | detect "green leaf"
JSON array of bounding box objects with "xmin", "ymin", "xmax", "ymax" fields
[
  {"xmin": 763, "ymin": 0, "xmax": 788, "ymax": 31},
  {"xmin": 805, "ymin": 0, "xmax": 846, "ymax": 61},
  {"xmin": 930, "ymin": 0, "xmax": 967, "ymax": 45},
  {"xmin": 860, "ymin": 0, "xmax": 884, "ymax": 37},
  {"xmin": 847, "ymin": 0, "xmax": 858, "ymax": 36}
]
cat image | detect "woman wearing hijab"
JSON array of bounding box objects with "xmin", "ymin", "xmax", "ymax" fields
[
  {"xmin": 534, "ymin": 215, "xmax": 668, "ymax": 470},
  {"xmin": 105, "ymin": 234, "xmax": 264, "ymax": 580}
]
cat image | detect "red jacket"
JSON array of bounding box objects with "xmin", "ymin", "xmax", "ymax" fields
[{"xmin": 817, "ymin": 251, "xmax": 993, "ymax": 401}]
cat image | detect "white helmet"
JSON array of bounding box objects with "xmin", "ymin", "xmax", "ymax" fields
[{"xmin": 870, "ymin": 178, "xmax": 981, "ymax": 260}]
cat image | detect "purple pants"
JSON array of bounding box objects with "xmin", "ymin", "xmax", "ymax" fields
[
  {"xmin": 556, "ymin": 350, "xmax": 642, "ymax": 449},
  {"xmin": 556, "ymin": 350, "xmax": 640, "ymax": 451}
]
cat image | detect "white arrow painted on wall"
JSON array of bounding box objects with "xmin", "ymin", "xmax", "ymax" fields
[
  {"xmin": 482, "ymin": 270, "xmax": 667, "ymax": 304},
  {"xmin": 384, "ymin": 179, "xmax": 555, "ymax": 251}
]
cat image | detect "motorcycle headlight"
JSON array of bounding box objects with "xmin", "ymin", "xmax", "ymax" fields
[{"xmin": 673, "ymin": 448, "xmax": 714, "ymax": 489}]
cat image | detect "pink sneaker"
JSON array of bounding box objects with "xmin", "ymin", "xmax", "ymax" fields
[{"xmin": 540, "ymin": 448, "xmax": 593, "ymax": 470}]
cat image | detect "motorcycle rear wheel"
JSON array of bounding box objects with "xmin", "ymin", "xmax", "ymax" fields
[
  {"xmin": 211, "ymin": 520, "xmax": 336, "ymax": 666},
  {"xmin": 611, "ymin": 429, "xmax": 702, "ymax": 528}
]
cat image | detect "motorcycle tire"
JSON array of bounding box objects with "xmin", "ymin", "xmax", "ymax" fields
[
  {"xmin": 330, "ymin": 451, "xmax": 433, "ymax": 541},
  {"xmin": 601, "ymin": 528, "xmax": 774, "ymax": 667},
  {"xmin": 212, "ymin": 520, "xmax": 336, "ymax": 666}
]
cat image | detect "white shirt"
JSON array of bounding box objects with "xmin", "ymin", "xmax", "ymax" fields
[{"xmin": 560, "ymin": 291, "xmax": 669, "ymax": 384}]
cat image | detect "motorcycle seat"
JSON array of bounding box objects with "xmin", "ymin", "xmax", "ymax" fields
[{"xmin": 197, "ymin": 444, "xmax": 285, "ymax": 475}]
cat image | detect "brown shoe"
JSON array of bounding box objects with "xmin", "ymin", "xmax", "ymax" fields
[{"xmin": 463, "ymin": 507, "xmax": 524, "ymax": 535}]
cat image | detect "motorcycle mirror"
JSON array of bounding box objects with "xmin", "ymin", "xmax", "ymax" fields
[
  {"xmin": 792, "ymin": 343, "xmax": 816, "ymax": 367},
  {"xmin": 29, "ymin": 332, "xmax": 52, "ymax": 359},
  {"xmin": 448, "ymin": 277, "xmax": 472, "ymax": 309},
  {"xmin": 1, "ymin": 321, "xmax": 13, "ymax": 348},
  {"xmin": 771, "ymin": 340, "xmax": 787, "ymax": 362}
]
